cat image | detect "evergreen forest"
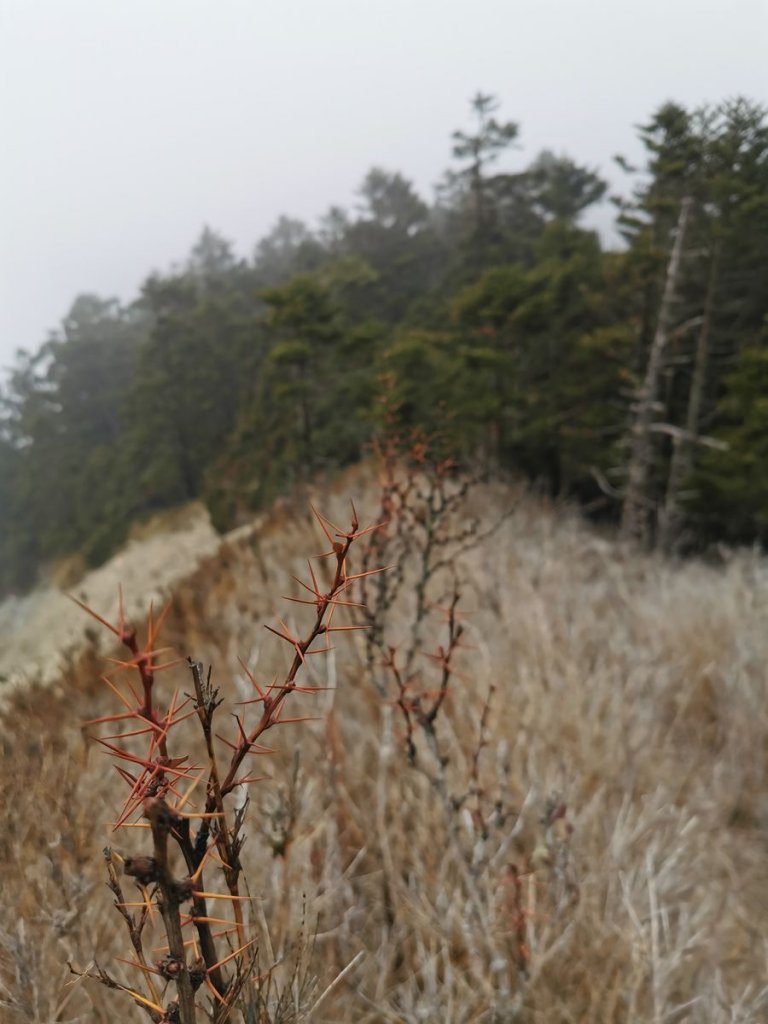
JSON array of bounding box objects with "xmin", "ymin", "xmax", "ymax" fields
[{"xmin": 2, "ymin": 93, "xmax": 767, "ymax": 595}]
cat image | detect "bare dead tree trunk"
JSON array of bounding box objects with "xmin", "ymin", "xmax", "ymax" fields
[
  {"xmin": 621, "ymin": 196, "xmax": 693, "ymax": 545},
  {"xmin": 658, "ymin": 243, "xmax": 720, "ymax": 553}
]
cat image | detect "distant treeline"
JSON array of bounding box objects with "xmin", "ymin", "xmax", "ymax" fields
[{"xmin": 1, "ymin": 94, "xmax": 767, "ymax": 593}]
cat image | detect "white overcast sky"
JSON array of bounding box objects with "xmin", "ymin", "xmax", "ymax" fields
[{"xmin": 1, "ymin": 0, "xmax": 766, "ymax": 370}]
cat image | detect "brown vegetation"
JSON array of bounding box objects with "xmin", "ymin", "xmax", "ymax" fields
[{"xmin": 1, "ymin": 463, "xmax": 767, "ymax": 1022}]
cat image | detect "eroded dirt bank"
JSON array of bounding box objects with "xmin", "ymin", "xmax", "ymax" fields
[
  {"xmin": 0, "ymin": 502, "xmax": 221, "ymax": 696},
  {"xmin": 0, "ymin": 471, "xmax": 379, "ymax": 702}
]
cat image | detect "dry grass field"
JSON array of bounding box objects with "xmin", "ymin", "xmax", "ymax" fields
[{"xmin": 1, "ymin": 465, "xmax": 767, "ymax": 1023}]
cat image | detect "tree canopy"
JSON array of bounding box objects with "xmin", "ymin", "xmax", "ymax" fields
[{"xmin": 1, "ymin": 93, "xmax": 767, "ymax": 592}]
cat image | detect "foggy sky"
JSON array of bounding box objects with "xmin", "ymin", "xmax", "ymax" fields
[{"xmin": 1, "ymin": 0, "xmax": 766, "ymax": 370}]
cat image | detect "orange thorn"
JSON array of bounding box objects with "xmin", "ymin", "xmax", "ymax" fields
[
  {"xmin": 206, "ymin": 937, "xmax": 258, "ymax": 973},
  {"xmin": 192, "ymin": 891, "xmax": 259, "ymax": 901}
]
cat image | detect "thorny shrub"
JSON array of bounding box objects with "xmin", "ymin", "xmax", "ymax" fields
[
  {"xmin": 68, "ymin": 430, "xmax": 581, "ymax": 1023},
  {"xmin": 352, "ymin": 429, "xmax": 579, "ymax": 1010},
  {"xmin": 69, "ymin": 504, "xmax": 385, "ymax": 1024}
]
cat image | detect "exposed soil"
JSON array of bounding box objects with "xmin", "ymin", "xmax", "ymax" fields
[{"xmin": 0, "ymin": 502, "xmax": 222, "ymax": 695}]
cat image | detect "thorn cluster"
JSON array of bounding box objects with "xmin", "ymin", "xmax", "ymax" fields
[{"xmin": 70, "ymin": 504, "xmax": 384, "ymax": 1024}]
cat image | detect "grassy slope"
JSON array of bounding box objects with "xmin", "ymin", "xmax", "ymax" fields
[{"xmin": 1, "ymin": 468, "xmax": 767, "ymax": 1023}]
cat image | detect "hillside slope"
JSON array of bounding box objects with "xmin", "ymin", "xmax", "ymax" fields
[{"xmin": 1, "ymin": 468, "xmax": 767, "ymax": 1022}]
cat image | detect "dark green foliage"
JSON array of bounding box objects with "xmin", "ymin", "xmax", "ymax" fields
[
  {"xmin": 447, "ymin": 91, "xmax": 520, "ymax": 258},
  {"xmin": 449, "ymin": 223, "xmax": 629, "ymax": 494},
  {"xmin": 380, "ymin": 330, "xmax": 459, "ymax": 440},
  {"xmin": 694, "ymin": 327, "xmax": 768, "ymax": 543},
  {"xmin": 341, "ymin": 169, "xmax": 445, "ymax": 325},
  {"xmin": 203, "ymin": 272, "xmax": 381, "ymax": 527},
  {"xmin": 525, "ymin": 150, "xmax": 607, "ymax": 222},
  {"xmin": 0, "ymin": 296, "xmax": 146, "ymax": 587},
  {"xmin": 126, "ymin": 235, "xmax": 263, "ymax": 511},
  {"xmin": 252, "ymin": 216, "xmax": 328, "ymax": 288},
  {"xmin": 614, "ymin": 98, "xmax": 768, "ymax": 546}
]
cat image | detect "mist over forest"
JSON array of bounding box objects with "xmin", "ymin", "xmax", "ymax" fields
[{"xmin": 1, "ymin": 92, "xmax": 767, "ymax": 594}]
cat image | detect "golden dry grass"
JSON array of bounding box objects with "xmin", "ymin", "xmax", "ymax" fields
[{"xmin": 2, "ymin": 469, "xmax": 767, "ymax": 1022}]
